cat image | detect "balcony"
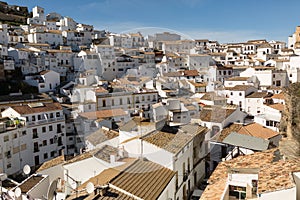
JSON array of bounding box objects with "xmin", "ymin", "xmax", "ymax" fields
[
  {"xmin": 33, "ymin": 148, "xmax": 39, "ymax": 153},
  {"xmin": 27, "ymin": 117, "xmax": 65, "ymax": 127},
  {"xmin": 32, "ymin": 133, "xmax": 38, "ymax": 139},
  {"xmin": 183, "ymin": 171, "xmax": 188, "ymax": 182}
]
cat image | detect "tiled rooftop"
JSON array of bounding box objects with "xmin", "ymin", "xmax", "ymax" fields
[
  {"xmin": 37, "ymin": 155, "xmax": 65, "ymax": 172},
  {"xmin": 200, "ymin": 149, "xmax": 300, "ymax": 200},
  {"xmin": 238, "ymin": 122, "xmax": 279, "ymax": 139},
  {"xmin": 271, "ymin": 92, "xmax": 285, "ymax": 100},
  {"xmin": 11, "ymin": 102, "xmax": 62, "ymax": 115},
  {"xmin": 227, "ymin": 85, "xmax": 255, "ymax": 91},
  {"xmin": 143, "ymin": 124, "xmax": 207, "ymax": 154},
  {"xmin": 200, "ymin": 105, "xmax": 236, "ymax": 123},
  {"xmin": 267, "ymin": 103, "xmax": 285, "ymax": 111},
  {"xmin": 79, "ymin": 109, "xmax": 127, "ymax": 120},
  {"xmin": 110, "ymin": 159, "xmax": 176, "ymax": 200},
  {"xmin": 246, "ymin": 92, "xmax": 268, "ymax": 98},
  {"xmin": 86, "ymin": 129, "xmax": 119, "ymax": 146},
  {"xmin": 226, "ymin": 77, "xmax": 249, "ymax": 81},
  {"xmin": 217, "ymin": 122, "xmax": 279, "ymax": 142},
  {"xmin": 94, "ymin": 145, "xmax": 119, "ymax": 163}
]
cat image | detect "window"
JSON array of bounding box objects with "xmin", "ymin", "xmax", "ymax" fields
[
  {"xmin": 50, "ymin": 113, "xmax": 54, "ymax": 118},
  {"xmin": 7, "ymin": 164, "xmax": 11, "ymax": 168},
  {"xmin": 49, "ymin": 125, "xmax": 53, "ymax": 131},
  {"xmin": 239, "ymin": 92, "xmax": 242, "ymax": 96},
  {"xmin": 50, "ymin": 138, "xmax": 54, "ymax": 144},
  {"xmin": 276, "ymin": 80, "xmax": 281, "ymax": 87},
  {"xmin": 230, "ymin": 92, "xmax": 233, "ymax": 96},
  {"xmin": 102, "ymin": 99, "xmax": 106, "ymax": 107},
  {"xmin": 32, "ymin": 115, "xmax": 36, "ymax": 121},
  {"xmin": 13, "ymin": 133, "xmax": 17, "ymax": 139},
  {"xmin": 120, "ymin": 98, "xmax": 123, "ymax": 105},
  {"xmin": 44, "ymin": 153, "xmax": 48, "ymax": 159},
  {"xmin": 22, "ymin": 131, "xmax": 26, "ymax": 136},
  {"xmin": 57, "ymin": 124, "xmax": 62, "ymax": 133},
  {"xmin": 5, "ymin": 151, "xmax": 11, "ymax": 158},
  {"xmin": 42, "ymin": 127, "xmax": 46, "ymax": 133},
  {"xmin": 56, "ymin": 112, "xmax": 60, "ymax": 117},
  {"xmin": 290, "ymin": 74, "xmax": 293, "ymax": 77},
  {"xmin": 112, "ymin": 99, "xmax": 115, "ymax": 106},
  {"xmin": 50, "ymin": 151, "xmax": 55, "ymax": 157},
  {"xmin": 4, "ymin": 135, "xmax": 9, "ymax": 142},
  {"xmin": 43, "ymin": 140, "xmax": 47, "ymax": 146},
  {"xmin": 38, "ymin": 115, "xmax": 41, "ymax": 120}
]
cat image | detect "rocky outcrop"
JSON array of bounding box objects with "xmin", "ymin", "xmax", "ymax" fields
[
  {"xmin": 280, "ymin": 83, "xmax": 300, "ymax": 158},
  {"xmin": 0, "ymin": 1, "xmax": 30, "ymax": 25}
]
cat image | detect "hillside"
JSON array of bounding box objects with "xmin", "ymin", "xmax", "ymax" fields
[
  {"xmin": 0, "ymin": 1, "xmax": 30, "ymax": 25},
  {"xmin": 280, "ymin": 83, "xmax": 300, "ymax": 158}
]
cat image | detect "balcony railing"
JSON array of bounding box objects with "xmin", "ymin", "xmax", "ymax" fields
[{"xmin": 27, "ymin": 116, "xmax": 65, "ymax": 127}]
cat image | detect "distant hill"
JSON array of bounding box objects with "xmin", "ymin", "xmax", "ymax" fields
[{"xmin": 0, "ymin": 1, "xmax": 31, "ymax": 25}]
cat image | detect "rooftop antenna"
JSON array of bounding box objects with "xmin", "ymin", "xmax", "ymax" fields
[
  {"xmin": 86, "ymin": 182, "xmax": 95, "ymax": 194},
  {"xmin": 47, "ymin": 179, "xmax": 58, "ymax": 200}
]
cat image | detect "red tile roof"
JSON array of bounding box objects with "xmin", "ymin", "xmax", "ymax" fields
[
  {"xmin": 79, "ymin": 109, "xmax": 127, "ymax": 120},
  {"xmin": 11, "ymin": 102, "xmax": 62, "ymax": 115}
]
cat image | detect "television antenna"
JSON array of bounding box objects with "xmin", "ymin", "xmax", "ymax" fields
[
  {"xmin": 86, "ymin": 182, "xmax": 95, "ymax": 194},
  {"xmin": 47, "ymin": 179, "xmax": 58, "ymax": 200}
]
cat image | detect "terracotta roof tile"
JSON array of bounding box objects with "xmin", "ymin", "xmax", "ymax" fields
[
  {"xmin": 110, "ymin": 159, "xmax": 176, "ymax": 200},
  {"xmin": 143, "ymin": 125, "xmax": 207, "ymax": 154},
  {"xmin": 272, "ymin": 92, "xmax": 285, "ymax": 100},
  {"xmin": 267, "ymin": 103, "xmax": 284, "ymax": 111},
  {"xmin": 11, "ymin": 102, "xmax": 62, "ymax": 115},
  {"xmin": 226, "ymin": 77, "xmax": 249, "ymax": 81},
  {"xmin": 200, "ymin": 105, "xmax": 236, "ymax": 123},
  {"xmin": 37, "ymin": 155, "xmax": 65, "ymax": 172},
  {"xmin": 201, "ymin": 149, "xmax": 300, "ymax": 200},
  {"xmin": 79, "ymin": 109, "xmax": 127, "ymax": 120},
  {"xmin": 227, "ymin": 85, "xmax": 255, "ymax": 91},
  {"xmin": 238, "ymin": 123, "xmax": 279, "ymax": 139},
  {"xmin": 246, "ymin": 92, "xmax": 268, "ymax": 98}
]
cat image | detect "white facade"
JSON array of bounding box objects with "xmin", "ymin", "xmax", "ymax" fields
[
  {"xmin": 0, "ymin": 118, "xmax": 30, "ymax": 176},
  {"xmin": 1, "ymin": 102, "xmax": 66, "ymax": 167},
  {"xmin": 25, "ymin": 70, "xmax": 60, "ymax": 93},
  {"xmin": 226, "ymin": 86, "xmax": 258, "ymax": 111}
]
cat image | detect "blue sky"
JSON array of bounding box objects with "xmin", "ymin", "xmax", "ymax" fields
[{"xmin": 5, "ymin": 0, "xmax": 300, "ymax": 43}]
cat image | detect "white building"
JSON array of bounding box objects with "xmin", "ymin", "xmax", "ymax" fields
[
  {"xmin": 120, "ymin": 122, "xmax": 209, "ymax": 200},
  {"xmin": 0, "ymin": 117, "xmax": 30, "ymax": 176},
  {"xmin": 24, "ymin": 70, "xmax": 60, "ymax": 93},
  {"xmin": 226, "ymin": 85, "xmax": 258, "ymax": 111},
  {"xmin": 1, "ymin": 102, "xmax": 66, "ymax": 167},
  {"xmin": 245, "ymin": 92, "xmax": 269, "ymax": 116}
]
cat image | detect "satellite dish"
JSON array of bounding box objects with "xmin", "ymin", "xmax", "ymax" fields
[
  {"xmin": 23, "ymin": 165, "xmax": 31, "ymax": 175},
  {"xmin": 47, "ymin": 179, "xmax": 58, "ymax": 200},
  {"xmin": 14, "ymin": 187, "xmax": 22, "ymax": 198},
  {"xmin": 86, "ymin": 182, "xmax": 94, "ymax": 194},
  {"xmin": 0, "ymin": 173, "xmax": 7, "ymax": 181}
]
